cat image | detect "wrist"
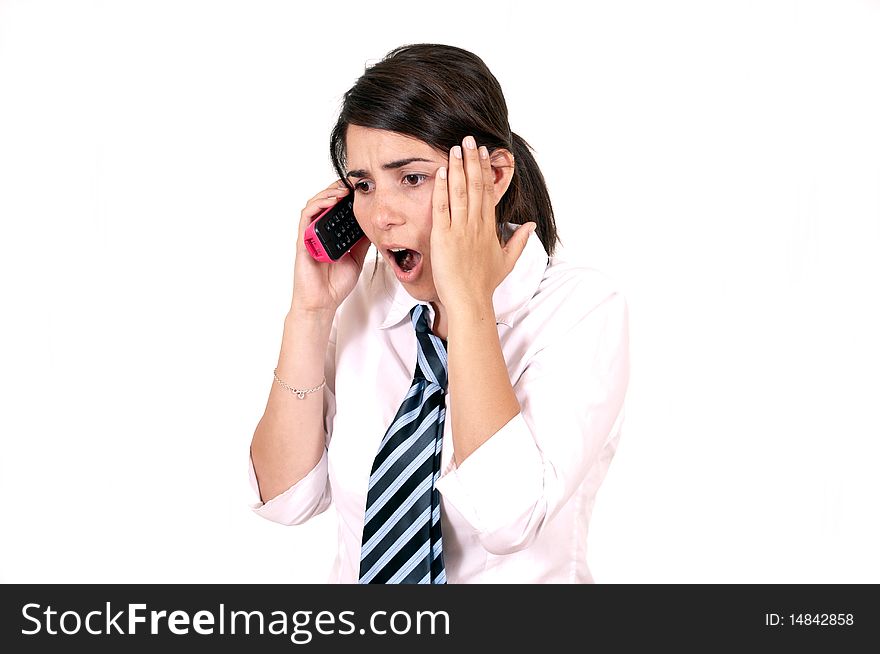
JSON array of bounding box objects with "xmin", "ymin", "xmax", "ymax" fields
[
  {"xmin": 283, "ymin": 307, "xmax": 336, "ymax": 348},
  {"xmin": 279, "ymin": 308, "xmax": 334, "ymax": 372},
  {"xmin": 286, "ymin": 304, "xmax": 336, "ymax": 327},
  {"xmin": 444, "ymin": 295, "xmax": 495, "ymax": 324}
]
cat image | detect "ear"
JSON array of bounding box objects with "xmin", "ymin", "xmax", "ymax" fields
[{"xmin": 488, "ymin": 148, "xmax": 515, "ymax": 206}]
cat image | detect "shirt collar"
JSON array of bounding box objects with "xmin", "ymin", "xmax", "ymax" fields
[{"xmin": 379, "ymin": 223, "xmax": 549, "ymax": 330}]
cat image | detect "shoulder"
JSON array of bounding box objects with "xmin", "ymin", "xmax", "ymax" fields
[
  {"xmin": 534, "ymin": 256, "xmax": 626, "ymax": 320},
  {"xmin": 506, "ymin": 253, "xmax": 628, "ymax": 358},
  {"xmin": 505, "ymin": 255, "xmax": 628, "ymax": 382}
]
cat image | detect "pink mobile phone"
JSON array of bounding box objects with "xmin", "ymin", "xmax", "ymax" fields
[{"xmin": 303, "ymin": 193, "xmax": 366, "ymax": 262}]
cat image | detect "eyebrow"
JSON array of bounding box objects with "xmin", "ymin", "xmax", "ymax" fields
[{"xmin": 346, "ymin": 157, "xmax": 436, "ymax": 179}]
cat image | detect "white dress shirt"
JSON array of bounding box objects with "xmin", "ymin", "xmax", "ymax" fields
[{"xmin": 249, "ymin": 224, "xmax": 630, "ymax": 583}]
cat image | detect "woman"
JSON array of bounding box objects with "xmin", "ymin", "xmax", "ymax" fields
[{"xmin": 249, "ymin": 43, "xmax": 630, "ymax": 583}]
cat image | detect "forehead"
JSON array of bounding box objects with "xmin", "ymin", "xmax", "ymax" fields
[{"xmin": 345, "ymin": 125, "xmax": 440, "ymax": 165}]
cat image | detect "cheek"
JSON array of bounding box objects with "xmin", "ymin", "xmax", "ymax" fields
[
  {"xmin": 423, "ymin": 200, "xmax": 434, "ymax": 230},
  {"xmin": 351, "ymin": 196, "xmax": 372, "ymax": 235},
  {"xmin": 420, "ymin": 185, "xmax": 436, "ymax": 228}
]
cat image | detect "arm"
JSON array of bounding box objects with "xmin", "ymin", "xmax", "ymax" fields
[
  {"xmin": 250, "ymin": 308, "xmax": 335, "ymax": 502},
  {"xmin": 445, "ymin": 297, "xmax": 520, "ymax": 465},
  {"xmin": 430, "ymin": 135, "xmax": 533, "ymax": 465},
  {"xmin": 249, "ymin": 181, "xmax": 371, "ymax": 506}
]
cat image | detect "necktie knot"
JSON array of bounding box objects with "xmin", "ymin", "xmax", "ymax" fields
[{"xmin": 411, "ymin": 305, "xmax": 448, "ymax": 390}]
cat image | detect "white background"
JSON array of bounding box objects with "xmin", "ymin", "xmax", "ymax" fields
[{"xmin": 1, "ymin": 0, "xmax": 878, "ymax": 583}]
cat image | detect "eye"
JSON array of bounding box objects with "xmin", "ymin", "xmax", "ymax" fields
[
  {"xmin": 403, "ymin": 174, "xmax": 427, "ymax": 187},
  {"xmin": 353, "ymin": 180, "xmax": 373, "ymax": 193}
]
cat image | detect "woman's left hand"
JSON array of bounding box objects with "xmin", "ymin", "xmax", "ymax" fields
[{"xmin": 430, "ymin": 135, "xmax": 535, "ymax": 312}]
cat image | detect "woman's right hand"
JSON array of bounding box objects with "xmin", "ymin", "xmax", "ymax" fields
[{"xmin": 290, "ymin": 181, "xmax": 372, "ymax": 314}]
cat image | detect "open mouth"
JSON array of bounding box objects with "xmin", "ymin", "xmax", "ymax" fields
[{"xmin": 388, "ymin": 247, "xmax": 422, "ymax": 274}]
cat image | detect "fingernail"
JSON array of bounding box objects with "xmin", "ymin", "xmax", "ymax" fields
[
  {"xmin": 452, "ymin": 145, "xmax": 462, "ymax": 159},
  {"xmin": 464, "ymin": 136, "xmax": 476, "ymax": 150},
  {"xmin": 438, "ymin": 166, "xmax": 447, "ymax": 180},
  {"xmin": 479, "ymin": 146, "xmax": 489, "ymax": 160}
]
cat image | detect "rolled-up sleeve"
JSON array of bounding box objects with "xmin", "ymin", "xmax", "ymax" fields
[
  {"xmin": 248, "ymin": 450, "xmax": 332, "ymax": 525},
  {"xmin": 435, "ymin": 289, "xmax": 630, "ymax": 554}
]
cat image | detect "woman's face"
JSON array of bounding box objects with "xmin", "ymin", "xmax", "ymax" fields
[{"xmin": 345, "ymin": 125, "xmax": 448, "ymax": 303}]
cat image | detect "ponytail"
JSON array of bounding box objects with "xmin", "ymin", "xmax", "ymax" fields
[{"xmin": 497, "ymin": 133, "xmax": 559, "ymax": 256}]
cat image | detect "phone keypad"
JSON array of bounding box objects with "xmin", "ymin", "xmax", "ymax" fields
[{"xmin": 318, "ymin": 199, "xmax": 364, "ymax": 259}]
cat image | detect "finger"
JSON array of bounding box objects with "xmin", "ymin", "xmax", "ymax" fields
[
  {"xmin": 502, "ymin": 222, "xmax": 536, "ymax": 271},
  {"xmin": 298, "ymin": 192, "xmax": 349, "ymax": 238},
  {"xmin": 461, "ymin": 136, "xmax": 483, "ymax": 229},
  {"xmin": 309, "ymin": 182, "xmax": 350, "ymax": 204},
  {"xmin": 433, "ymin": 165, "xmax": 450, "ymax": 230},
  {"xmin": 447, "ymin": 144, "xmax": 467, "ymax": 226},
  {"xmin": 302, "ymin": 193, "xmax": 347, "ymax": 221},
  {"xmin": 478, "ymin": 145, "xmax": 495, "ymax": 228}
]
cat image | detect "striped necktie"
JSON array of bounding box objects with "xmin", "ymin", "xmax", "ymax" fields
[{"xmin": 358, "ymin": 304, "xmax": 448, "ymax": 584}]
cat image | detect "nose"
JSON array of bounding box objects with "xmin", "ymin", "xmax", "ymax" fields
[{"xmin": 367, "ymin": 188, "xmax": 405, "ymax": 231}]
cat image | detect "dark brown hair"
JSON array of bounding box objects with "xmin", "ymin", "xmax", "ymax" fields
[{"xmin": 329, "ymin": 43, "xmax": 559, "ymax": 255}]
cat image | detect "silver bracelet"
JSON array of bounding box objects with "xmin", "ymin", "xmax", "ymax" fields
[{"xmin": 273, "ymin": 368, "xmax": 326, "ymax": 399}]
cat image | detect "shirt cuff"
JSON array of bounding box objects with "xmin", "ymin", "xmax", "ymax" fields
[
  {"xmin": 435, "ymin": 412, "xmax": 544, "ymax": 548},
  {"xmin": 248, "ymin": 449, "xmax": 331, "ymax": 525}
]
